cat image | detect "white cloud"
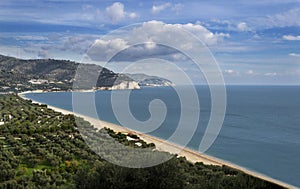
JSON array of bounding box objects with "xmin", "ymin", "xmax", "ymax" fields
[
  {"xmin": 105, "ymin": 2, "xmax": 138, "ymax": 24},
  {"xmin": 8, "ymin": 34, "xmax": 101, "ymax": 60},
  {"xmin": 128, "ymin": 12, "xmax": 138, "ymax": 19},
  {"xmin": 208, "ymin": 19, "xmax": 253, "ymax": 32},
  {"xmin": 246, "ymin": 70, "xmax": 254, "ymax": 75},
  {"xmin": 88, "ymin": 38, "xmax": 129, "ymax": 60},
  {"xmin": 283, "ymin": 35, "xmax": 300, "ymax": 41},
  {"xmin": 210, "ymin": 41, "xmax": 254, "ymax": 53},
  {"xmin": 61, "ymin": 35, "xmax": 99, "ymax": 53},
  {"xmin": 151, "ymin": 3, "xmax": 183, "ymax": 14},
  {"xmin": 289, "ymin": 53, "xmax": 300, "ymax": 57},
  {"xmin": 152, "ymin": 3, "xmax": 171, "ymax": 14},
  {"xmin": 132, "ymin": 20, "xmax": 229, "ymax": 45},
  {"xmin": 224, "ymin": 69, "xmax": 240, "ymax": 76},
  {"xmin": 16, "ymin": 36, "xmax": 49, "ymax": 41},
  {"xmin": 249, "ymin": 8, "xmax": 300, "ymax": 29},
  {"xmin": 274, "ymin": 8, "xmax": 300, "ymax": 26},
  {"xmin": 172, "ymin": 22, "xmax": 230, "ymax": 45},
  {"xmin": 264, "ymin": 72, "xmax": 277, "ymax": 76},
  {"xmin": 82, "ymin": 4, "xmax": 94, "ymax": 11},
  {"xmin": 171, "ymin": 53, "xmax": 187, "ymax": 61},
  {"xmin": 133, "ymin": 21, "xmax": 230, "ymax": 46},
  {"xmin": 144, "ymin": 41, "xmax": 156, "ymax": 50},
  {"xmin": 225, "ymin": 69, "xmax": 234, "ymax": 74},
  {"xmin": 105, "ymin": 2, "xmax": 125, "ymax": 23},
  {"xmin": 172, "ymin": 3, "xmax": 184, "ymax": 13},
  {"xmin": 87, "ymin": 21, "xmax": 229, "ymax": 61},
  {"xmin": 237, "ymin": 22, "xmax": 250, "ymax": 31}
]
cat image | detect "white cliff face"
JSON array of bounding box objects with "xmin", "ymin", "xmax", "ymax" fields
[
  {"xmin": 98, "ymin": 81, "xmax": 140, "ymax": 90},
  {"xmin": 111, "ymin": 81, "xmax": 140, "ymax": 90},
  {"xmin": 142, "ymin": 81, "xmax": 174, "ymax": 87}
]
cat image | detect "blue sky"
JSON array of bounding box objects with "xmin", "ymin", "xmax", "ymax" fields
[{"xmin": 1, "ymin": 0, "xmax": 300, "ymax": 84}]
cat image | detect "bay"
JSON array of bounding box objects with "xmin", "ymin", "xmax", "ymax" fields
[{"xmin": 24, "ymin": 85, "xmax": 300, "ymax": 187}]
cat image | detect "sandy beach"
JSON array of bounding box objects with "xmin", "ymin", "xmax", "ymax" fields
[{"xmin": 18, "ymin": 91, "xmax": 296, "ymax": 189}]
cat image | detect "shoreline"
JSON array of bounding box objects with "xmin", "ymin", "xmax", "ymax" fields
[{"xmin": 18, "ymin": 91, "xmax": 296, "ymax": 189}]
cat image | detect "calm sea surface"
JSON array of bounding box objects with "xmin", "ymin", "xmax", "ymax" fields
[{"xmin": 24, "ymin": 86, "xmax": 300, "ymax": 187}]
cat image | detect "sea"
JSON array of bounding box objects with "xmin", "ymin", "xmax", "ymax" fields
[{"xmin": 24, "ymin": 85, "xmax": 300, "ymax": 187}]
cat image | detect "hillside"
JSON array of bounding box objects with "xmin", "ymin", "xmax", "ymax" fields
[
  {"xmin": 0, "ymin": 55, "xmax": 174, "ymax": 93},
  {"xmin": 0, "ymin": 54, "xmax": 138, "ymax": 92}
]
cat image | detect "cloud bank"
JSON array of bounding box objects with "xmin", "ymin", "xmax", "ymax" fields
[{"xmin": 86, "ymin": 20, "xmax": 229, "ymax": 62}]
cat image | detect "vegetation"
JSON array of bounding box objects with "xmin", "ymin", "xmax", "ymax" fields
[
  {"xmin": 0, "ymin": 54, "xmax": 134, "ymax": 92},
  {"xmin": 0, "ymin": 94, "xmax": 283, "ymax": 189},
  {"xmin": 0, "ymin": 54, "xmax": 172, "ymax": 93}
]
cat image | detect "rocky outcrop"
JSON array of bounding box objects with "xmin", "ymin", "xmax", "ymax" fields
[{"xmin": 98, "ymin": 81, "xmax": 140, "ymax": 90}]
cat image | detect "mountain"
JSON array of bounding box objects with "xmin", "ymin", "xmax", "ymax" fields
[
  {"xmin": 0, "ymin": 54, "xmax": 139, "ymax": 92},
  {"xmin": 0, "ymin": 54, "xmax": 173, "ymax": 92},
  {"xmin": 126, "ymin": 73, "xmax": 174, "ymax": 87}
]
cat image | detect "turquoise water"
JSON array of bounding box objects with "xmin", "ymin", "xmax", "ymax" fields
[{"xmin": 24, "ymin": 86, "xmax": 300, "ymax": 187}]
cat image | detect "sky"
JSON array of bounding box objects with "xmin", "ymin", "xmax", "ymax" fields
[{"xmin": 0, "ymin": 0, "xmax": 300, "ymax": 85}]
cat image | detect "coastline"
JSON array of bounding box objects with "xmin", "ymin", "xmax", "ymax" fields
[{"xmin": 18, "ymin": 91, "xmax": 296, "ymax": 189}]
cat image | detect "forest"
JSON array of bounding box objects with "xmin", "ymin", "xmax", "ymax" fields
[{"xmin": 0, "ymin": 94, "xmax": 283, "ymax": 189}]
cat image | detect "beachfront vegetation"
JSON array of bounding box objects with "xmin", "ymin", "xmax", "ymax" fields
[{"xmin": 0, "ymin": 94, "xmax": 283, "ymax": 189}]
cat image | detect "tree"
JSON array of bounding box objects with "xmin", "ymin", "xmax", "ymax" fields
[
  {"xmin": 32, "ymin": 170, "xmax": 50, "ymax": 187},
  {"xmin": 0, "ymin": 161, "xmax": 15, "ymax": 182}
]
